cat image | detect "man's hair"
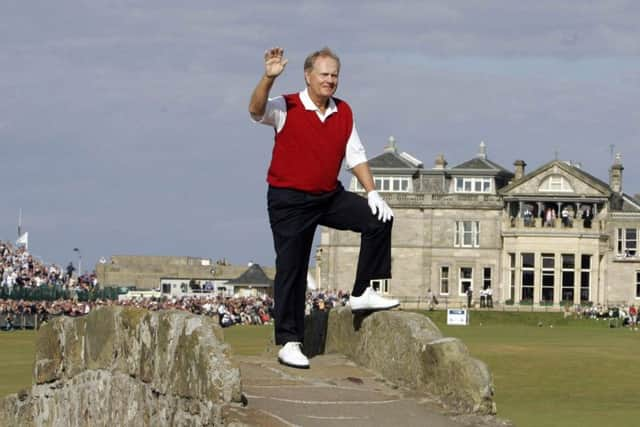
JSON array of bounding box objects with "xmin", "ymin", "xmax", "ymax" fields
[{"xmin": 303, "ymin": 47, "xmax": 341, "ymax": 72}]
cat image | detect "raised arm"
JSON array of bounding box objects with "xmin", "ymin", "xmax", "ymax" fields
[{"xmin": 248, "ymin": 47, "xmax": 288, "ymax": 117}]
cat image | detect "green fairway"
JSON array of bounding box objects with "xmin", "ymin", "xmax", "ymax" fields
[
  {"xmin": 222, "ymin": 324, "xmax": 273, "ymax": 356},
  {"xmin": 420, "ymin": 310, "xmax": 640, "ymax": 427},
  {"xmin": 1, "ymin": 312, "xmax": 639, "ymax": 427},
  {"xmin": 0, "ymin": 330, "xmax": 36, "ymax": 398}
]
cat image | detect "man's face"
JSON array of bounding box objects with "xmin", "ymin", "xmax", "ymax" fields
[{"xmin": 305, "ymin": 56, "xmax": 339, "ymax": 100}]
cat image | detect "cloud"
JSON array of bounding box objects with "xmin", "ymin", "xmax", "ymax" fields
[{"xmin": 1, "ymin": 0, "xmax": 639, "ymax": 269}]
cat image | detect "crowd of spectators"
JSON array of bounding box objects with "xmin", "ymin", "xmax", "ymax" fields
[
  {"xmin": 0, "ymin": 295, "xmax": 275, "ymax": 330},
  {"xmin": 1, "ymin": 239, "xmax": 352, "ymax": 330},
  {"xmin": 566, "ymin": 303, "xmax": 640, "ymax": 329},
  {"xmin": 1, "ymin": 288, "xmax": 351, "ymax": 330},
  {"xmin": 0, "ymin": 241, "xmax": 98, "ymax": 293},
  {"xmin": 305, "ymin": 289, "xmax": 349, "ymax": 315}
]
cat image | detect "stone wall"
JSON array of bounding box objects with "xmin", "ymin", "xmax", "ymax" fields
[
  {"xmin": 95, "ymin": 255, "xmax": 275, "ymax": 290},
  {"xmin": 0, "ymin": 307, "xmax": 242, "ymax": 427},
  {"xmin": 319, "ymin": 202, "xmax": 504, "ymax": 302},
  {"xmin": 325, "ymin": 307, "xmax": 495, "ymax": 415}
]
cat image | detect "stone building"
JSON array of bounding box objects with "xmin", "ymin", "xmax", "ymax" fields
[
  {"xmin": 95, "ymin": 255, "xmax": 275, "ymax": 296},
  {"xmin": 317, "ymin": 139, "xmax": 640, "ymax": 307}
]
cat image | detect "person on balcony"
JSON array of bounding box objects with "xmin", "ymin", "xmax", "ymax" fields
[
  {"xmin": 561, "ymin": 207, "xmax": 571, "ymax": 227},
  {"xmin": 544, "ymin": 207, "xmax": 556, "ymax": 227},
  {"xmin": 523, "ymin": 207, "xmax": 533, "ymax": 227},
  {"xmin": 582, "ymin": 207, "xmax": 593, "ymax": 228}
]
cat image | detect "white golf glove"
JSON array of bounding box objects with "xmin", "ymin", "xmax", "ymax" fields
[{"xmin": 367, "ymin": 190, "xmax": 394, "ymax": 222}]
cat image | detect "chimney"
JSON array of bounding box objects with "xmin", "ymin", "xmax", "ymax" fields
[
  {"xmin": 384, "ymin": 136, "xmax": 398, "ymax": 153},
  {"xmin": 514, "ymin": 160, "xmax": 526, "ymax": 180},
  {"xmin": 609, "ymin": 153, "xmax": 623, "ymax": 193},
  {"xmin": 434, "ymin": 154, "xmax": 447, "ymax": 170},
  {"xmin": 477, "ymin": 141, "xmax": 487, "ymax": 159}
]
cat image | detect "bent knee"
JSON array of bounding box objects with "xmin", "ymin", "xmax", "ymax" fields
[{"xmin": 364, "ymin": 215, "xmax": 393, "ymax": 234}]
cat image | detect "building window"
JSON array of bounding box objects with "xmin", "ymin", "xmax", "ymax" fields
[
  {"xmin": 541, "ymin": 253, "xmax": 555, "ymax": 303},
  {"xmin": 539, "ymin": 174, "xmax": 573, "ymax": 192},
  {"xmin": 354, "ymin": 176, "xmax": 411, "ymax": 193},
  {"xmin": 521, "ymin": 253, "xmax": 534, "ymax": 302},
  {"xmin": 617, "ymin": 228, "xmax": 637, "ymax": 257},
  {"xmin": 439, "ymin": 266, "xmax": 449, "ymax": 295},
  {"xmin": 580, "ymin": 255, "xmax": 591, "ymax": 303},
  {"xmin": 370, "ymin": 279, "xmax": 389, "ymax": 294},
  {"xmin": 562, "ymin": 254, "xmax": 575, "ymax": 303},
  {"xmin": 509, "ymin": 253, "xmax": 516, "ymax": 301},
  {"xmin": 454, "ymin": 177, "xmax": 492, "ymax": 193},
  {"xmin": 454, "ymin": 221, "xmax": 480, "ymax": 247},
  {"xmin": 483, "ymin": 267, "xmax": 492, "ymax": 290},
  {"xmin": 459, "ymin": 267, "xmax": 473, "ymax": 296},
  {"xmin": 636, "ymin": 271, "xmax": 640, "ymax": 298}
]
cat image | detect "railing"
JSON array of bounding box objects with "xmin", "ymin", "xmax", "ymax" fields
[
  {"xmin": 0, "ymin": 286, "xmax": 121, "ymax": 302},
  {"xmin": 0, "ymin": 312, "xmax": 62, "ymax": 330},
  {"xmin": 503, "ymin": 216, "xmax": 603, "ymax": 233},
  {"xmin": 397, "ymin": 296, "xmax": 575, "ymax": 312},
  {"xmin": 381, "ymin": 192, "xmax": 503, "ymax": 207}
]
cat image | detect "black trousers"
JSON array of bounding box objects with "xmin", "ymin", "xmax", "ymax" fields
[{"xmin": 268, "ymin": 184, "xmax": 392, "ymax": 345}]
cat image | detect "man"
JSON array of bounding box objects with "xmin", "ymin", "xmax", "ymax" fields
[
  {"xmin": 249, "ymin": 47, "xmax": 399, "ymax": 369},
  {"xmin": 582, "ymin": 207, "xmax": 593, "ymax": 228},
  {"xmin": 629, "ymin": 304, "xmax": 637, "ymax": 331},
  {"xmin": 523, "ymin": 207, "xmax": 533, "ymax": 227},
  {"xmin": 561, "ymin": 206, "xmax": 571, "ymax": 227}
]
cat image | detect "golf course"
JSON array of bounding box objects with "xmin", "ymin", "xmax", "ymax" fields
[{"xmin": 1, "ymin": 310, "xmax": 639, "ymax": 427}]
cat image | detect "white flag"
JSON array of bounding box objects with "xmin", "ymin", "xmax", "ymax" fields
[{"xmin": 16, "ymin": 232, "xmax": 28, "ymax": 247}]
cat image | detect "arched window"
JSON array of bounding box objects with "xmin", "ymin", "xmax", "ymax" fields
[{"xmin": 539, "ymin": 175, "xmax": 573, "ymax": 192}]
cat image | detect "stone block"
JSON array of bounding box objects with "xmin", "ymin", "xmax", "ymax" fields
[
  {"xmin": 325, "ymin": 307, "xmax": 495, "ymax": 414},
  {"xmin": 2, "ymin": 306, "xmax": 242, "ymax": 426}
]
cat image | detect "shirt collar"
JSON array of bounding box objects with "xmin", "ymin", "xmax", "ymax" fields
[{"xmin": 299, "ymin": 88, "xmax": 337, "ymax": 115}]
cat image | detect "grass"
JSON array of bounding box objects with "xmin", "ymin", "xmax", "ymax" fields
[
  {"xmin": 1, "ymin": 312, "xmax": 639, "ymax": 427},
  {"xmin": 222, "ymin": 324, "xmax": 273, "ymax": 356},
  {"xmin": 0, "ymin": 330, "xmax": 36, "ymax": 398},
  {"xmin": 418, "ymin": 310, "xmax": 640, "ymax": 427}
]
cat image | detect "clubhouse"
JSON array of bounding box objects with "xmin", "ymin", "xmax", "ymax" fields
[{"xmin": 316, "ymin": 139, "xmax": 640, "ymax": 308}]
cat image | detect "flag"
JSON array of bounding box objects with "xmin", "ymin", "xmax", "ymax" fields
[
  {"xmin": 18, "ymin": 208, "xmax": 22, "ymax": 237},
  {"xmin": 16, "ymin": 232, "xmax": 29, "ymax": 248}
]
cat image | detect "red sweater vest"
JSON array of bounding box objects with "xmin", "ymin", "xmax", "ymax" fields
[{"xmin": 267, "ymin": 93, "xmax": 353, "ymax": 193}]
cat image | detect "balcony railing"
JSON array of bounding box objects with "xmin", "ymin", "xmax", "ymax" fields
[
  {"xmin": 503, "ymin": 216, "xmax": 603, "ymax": 233},
  {"xmin": 378, "ymin": 192, "xmax": 503, "ymax": 208}
]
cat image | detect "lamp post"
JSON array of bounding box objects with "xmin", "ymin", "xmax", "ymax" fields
[{"xmin": 73, "ymin": 248, "xmax": 82, "ymax": 278}]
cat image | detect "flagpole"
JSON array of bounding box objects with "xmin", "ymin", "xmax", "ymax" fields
[{"xmin": 16, "ymin": 209, "xmax": 28, "ymax": 251}]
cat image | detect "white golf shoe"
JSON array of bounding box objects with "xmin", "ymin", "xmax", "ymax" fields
[
  {"xmin": 349, "ymin": 286, "xmax": 400, "ymax": 313},
  {"xmin": 278, "ymin": 342, "xmax": 310, "ymax": 369}
]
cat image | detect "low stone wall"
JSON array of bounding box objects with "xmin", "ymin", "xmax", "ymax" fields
[
  {"xmin": 325, "ymin": 307, "xmax": 495, "ymax": 414},
  {"xmin": 0, "ymin": 307, "xmax": 242, "ymax": 426}
]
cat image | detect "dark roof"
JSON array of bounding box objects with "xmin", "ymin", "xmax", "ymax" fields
[
  {"xmin": 564, "ymin": 162, "xmax": 610, "ymax": 190},
  {"xmin": 368, "ymin": 151, "xmax": 420, "ymax": 169},
  {"xmin": 226, "ymin": 264, "xmax": 274, "ymax": 286},
  {"xmin": 451, "ymin": 157, "xmax": 513, "ymax": 175},
  {"xmin": 618, "ymin": 194, "xmax": 640, "ymax": 213}
]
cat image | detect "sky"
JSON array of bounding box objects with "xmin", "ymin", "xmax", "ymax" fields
[{"xmin": 1, "ymin": 1, "xmax": 639, "ymax": 272}]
